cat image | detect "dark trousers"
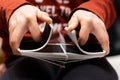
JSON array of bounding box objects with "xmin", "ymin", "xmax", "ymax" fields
[{"xmin": 0, "ymin": 56, "xmax": 118, "ymax": 80}]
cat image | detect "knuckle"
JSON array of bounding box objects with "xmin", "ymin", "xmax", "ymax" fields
[
  {"xmin": 44, "ymin": 12, "xmax": 49, "ymax": 16},
  {"xmin": 10, "ymin": 39, "xmax": 18, "ymax": 48},
  {"xmin": 26, "ymin": 15, "xmax": 33, "ymax": 21},
  {"xmin": 79, "ymin": 35, "xmax": 86, "ymax": 42},
  {"xmin": 85, "ymin": 17, "xmax": 92, "ymax": 23}
]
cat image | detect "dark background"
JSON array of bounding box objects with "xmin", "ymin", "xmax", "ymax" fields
[{"xmin": 108, "ymin": 0, "xmax": 120, "ymax": 56}]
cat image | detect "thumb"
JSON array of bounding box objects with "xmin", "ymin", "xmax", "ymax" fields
[{"xmin": 68, "ymin": 15, "xmax": 79, "ymax": 31}]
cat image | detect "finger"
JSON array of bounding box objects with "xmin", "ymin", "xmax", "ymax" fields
[
  {"xmin": 78, "ymin": 21, "xmax": 90, "ymax": 46},
  {"xmin": 28, "ymin": 18, "xmax": 41, "ymax": 42},
  {"xmin": 9, "ymin": 17, "xmax": 17, "ymax": 39},
  {"xmin": 9, "ymin": 12, "xmax": 28, "ymax": 38},
  {"xmin": 37, "ymin": 10, "xmax": 52, "ymax": 24},
  {"xmin": 10, "ymin": 23, "xmax": 28, "ymax": 54},
  {"xmin": 67, "ymin": 14, "xmax": 79, "ymax": 31},
  {"xmin": 95, "ymin": 30, "xmax": 110, "ymax": 55},
  {"xmin": 93, "ymin": 25, "xmax": 110, "ymax": 55}
]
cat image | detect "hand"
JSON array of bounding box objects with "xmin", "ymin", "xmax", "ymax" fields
[
  {"xmin": 9, "ymin": 5, "xmax": 52, "ymax": 54},
  {"xmin": 68, "ymin": 10, "xmax": 109, "ymax": 55}
]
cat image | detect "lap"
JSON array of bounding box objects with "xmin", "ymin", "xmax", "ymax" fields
[
  {"xmin": 0, "ymin": 56, "xmax": 118, "ymax": 80},
  {"xmin": 59, "ymin": 58, "xmax": 118, "ymax": 80}
]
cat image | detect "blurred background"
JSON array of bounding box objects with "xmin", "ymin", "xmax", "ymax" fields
[
  {"xmin": 108, "ymin": 0, "xmax": 120, "ymax": 56},
  {"xmin": 107, "ymin": 0, "xmax": 120, "ymax": 79}
]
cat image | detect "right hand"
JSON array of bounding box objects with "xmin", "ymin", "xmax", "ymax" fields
[
  {"xmin": 9, "ymin": 5, "xmax": 52, "ymax": 54},
  {"xmin": 67, "ymin": 10, "xmax": 110, "ymax": 55}
]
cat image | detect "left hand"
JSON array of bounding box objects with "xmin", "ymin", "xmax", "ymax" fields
[{"xmin": 67, "ymin": 10, "xmax": 109, "ymax": 55}]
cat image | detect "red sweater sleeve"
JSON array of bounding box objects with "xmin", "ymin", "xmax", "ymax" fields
[
  {"xmin": 0, "ymin": 0, "xmax": 29, "ymax": 22},
  {"xmin": 77, "ymin": 0, "xmax": 116, "ymax": 29}
]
